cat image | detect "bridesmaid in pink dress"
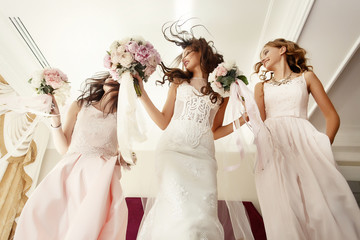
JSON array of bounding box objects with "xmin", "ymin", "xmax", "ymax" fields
[
  {"xmin": 253, "ymin": 38, "xmax": 360, "ymax": 239},
  {"xmin": 14, "ymin": 72, "xmax": 128, "ymax": 240}
]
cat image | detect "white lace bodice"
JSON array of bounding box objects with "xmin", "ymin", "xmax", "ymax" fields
[
  {"xmin": 264, "ymin": 73, "xmax": 308, "ymax": 119},
  {"xmin": 67, "ymin": 105, "xmax": 118, "ymax": 156},
  {"xmin": 168, "ymin": 83, "xmax": 220, "ymax": 148}
]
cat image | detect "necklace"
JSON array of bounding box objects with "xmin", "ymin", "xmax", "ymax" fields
[{"xmin": 269, "ymin": 72, "xmax": 293, "ymax": 86}]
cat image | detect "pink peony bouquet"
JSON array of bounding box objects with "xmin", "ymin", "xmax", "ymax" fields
[
  {"xmin": 104, "ymin": 36, "xmax": 161, "ymax": 96},
  {"xmin": 28, "ymin": 68, "xmax": 70, "ymax": 106},
  {"xmin": 209, "ymin": 61, "xmax": 248, "ymax": 98}
]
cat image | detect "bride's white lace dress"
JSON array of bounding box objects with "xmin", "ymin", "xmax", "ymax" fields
[{"xmin": 137, "ymin": 82, "xmax": 224, "ymax": 240}]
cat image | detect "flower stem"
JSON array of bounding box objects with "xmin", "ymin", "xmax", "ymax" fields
[{"xmin": 133, "ymin": 78, "xmax": 142, "ymax": 97}]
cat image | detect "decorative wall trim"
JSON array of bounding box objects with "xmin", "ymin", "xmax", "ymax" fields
[
  {"xmin": 282, "ymin": 0, "xmax": 315, "ymax": 41},
  {"xmin": 337, "ymin": 161, "xmax": 360, "ymax": 167},
  {"xmin": 9, "ymin": 17, "xmax": 50, "ymax": 69},
  {"xmin": 309, "ymin": 35, "xmax": 360, "ymax": 117},
  {"xmin": 252, "ymin": 0, "xmax": 315, "ymax": 77}
]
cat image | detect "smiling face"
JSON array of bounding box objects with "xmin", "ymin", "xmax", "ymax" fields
[
  {"xmin": 260, "ymin": 46, "xmax": 284, "ymax": 71},
  {"xmin": 182, "ymin": 46, "xmax": 201, "ymax": 72}
]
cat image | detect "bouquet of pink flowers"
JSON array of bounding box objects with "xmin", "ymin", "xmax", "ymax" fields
[
  {"xmin": 104, "ymin": 36, "xmax": 161, "ymax": 96},
  {"xmin": 28, "ymin": 68, "xmax": 70, "ymax": 106},
  {"xmin": 210, "ymin": 61, "xmax": 248, "ymax": 98}
]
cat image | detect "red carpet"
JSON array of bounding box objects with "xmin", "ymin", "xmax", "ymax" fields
[{"xmin": 125, "ymin": 197, "xmax": 267, "ymax": 240}]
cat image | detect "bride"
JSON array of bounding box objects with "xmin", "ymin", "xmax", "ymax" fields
[{"xmin": 135, "ymin": 21, "xmax": 251, "ymax": 240}]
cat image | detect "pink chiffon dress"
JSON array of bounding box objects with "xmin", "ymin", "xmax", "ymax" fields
[
  {"xmin": 255, "ymin": 73, "xmax": 360, "ymax": 239},
  {"xmin": 14, "ymin": 104, "xmax": 128, "ymax": 240}
]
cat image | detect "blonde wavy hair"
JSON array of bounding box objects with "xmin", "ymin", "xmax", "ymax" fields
[{"xmin": 254, "ymin": 38, "xmax": 313, "ymax": 81}]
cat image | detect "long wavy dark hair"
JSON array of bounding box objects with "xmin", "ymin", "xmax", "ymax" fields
[
  {"xmin": 254, "ymin": 38, "xmax": 313, "ymax": 81},
  {"xmin": 158, "ymin": 20, "xmax": 224, "ymax": 104},
  {"xmin": 77, "ymin": 71, "xmax": 119, "ymax": 116}
]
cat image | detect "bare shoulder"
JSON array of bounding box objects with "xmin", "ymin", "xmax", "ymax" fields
[
  {"xmin": 254, "ymin": 81, "xmax": 264, "ymax": 95},
  {"xmin": 304, "ymin": 71, "xmax": 317, "ymax": 80},
  {"xmin": 303, "ymin": 71, "xmax": 320, "ymax": 88}
]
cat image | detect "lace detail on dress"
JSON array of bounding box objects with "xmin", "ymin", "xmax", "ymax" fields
[
  {"xmin": 185, "ymin": 161, "xmax": 204, "ymax": 177},
  {"xmin": 200, "ymin": 232, "xmax": 209, "ymax": 240},
  {"xmin": 180, "ymin": 97, "xmax": 211, "ymax": 124},
  {"xmin": 164, "ymin": 178, "xmax": 189, "ymax": 217},
  {"xmin": 203, "ymin": 193, "xmax": 217, "ymax": 209},
  {"xmin": 171, "ymin": 83, "xmax": 219, "ymax": 148},
  {"xmin": 67, "ymin": 105, "xmax": 118, "ymax": 156},
  {"xmin": 264, "ymin": 74, "xmax": 308, "ymax": 119}
]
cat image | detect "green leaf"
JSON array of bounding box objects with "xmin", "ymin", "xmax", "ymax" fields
[
  {"xmin": 237, "ymin": 75, "xmax": 249, "ymax": 85},
  {"xmin": 222, "ymin": 76, "xmax": 235, "ymax": 87},
  {"xmin": 228, "ymin": 69, "xmax": 237, "ymax": 78}
]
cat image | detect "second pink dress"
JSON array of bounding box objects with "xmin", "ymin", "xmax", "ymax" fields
[
  {"xmin": 255, "ymin": 73, "xmax": 360, "ymax": 240},
  {"xmin": 14, "ymin": 105, "xmax": 128, "ymax": 240}
]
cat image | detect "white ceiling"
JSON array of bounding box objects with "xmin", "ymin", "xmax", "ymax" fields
[
  {"xmin": 1, "ymin": 0, "xmax": 359, "ymax": 176},
  {"xmin": 0, "ymin": 0, "xmax": 271, "ymax": 94}
]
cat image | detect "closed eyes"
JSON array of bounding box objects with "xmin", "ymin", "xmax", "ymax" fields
[{"xmin": 182, "ymin": 50, "xmax": 194, "ymax": 60}]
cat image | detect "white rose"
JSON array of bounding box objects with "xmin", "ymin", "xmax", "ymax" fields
[
  {"xmin": 111, "ymin": 45, "xmax": 127, "ymax": 64},
  {"xmin": 208, "ymin": 71, "xmax": 217, "ymax": 83},
  {"xmin": 53, "ymin": 83, "xmax": 70, "ymax": 106},
  {"xmin": 110, "ymin": 41, "xmax": 119, "ymax": 54},
  {"xmin": 117, "ymin": 45, "xmax": 126, "ymax": 54},
  {"xmin": 30, "ymin": 70, "xmax": 44, "ymax": 89},
  {"xmin": 119, "ymin": 52, "xmax": 134, "ymax": 68},
  {"xmin": 131, "ymin": 36, "xmax": 145, "ymax": 43},
  {"xmin": 118, "ymin": 37, "xmax": 131, "ymax": 45},
  {"xmin": 210, "ymin": 81, "xmax": 229, "ymax": 98},
  {"xmin": 223, "ymin": 60, "xmax": 236, "ymax": 71},
  {"xmin": 236, "ymin": 68, "xmax": 243, "ymax": 76}
]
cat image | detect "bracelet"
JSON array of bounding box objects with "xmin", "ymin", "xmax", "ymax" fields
[{"xmin": 50, "ymin": 123, "xmax": 62, "ymax": 129}]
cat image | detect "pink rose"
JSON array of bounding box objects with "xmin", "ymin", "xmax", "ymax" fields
[
  {"xmin": 126, "ymin": 41, "xmax": 139, "ymax": 54},
  {"xmin": 150, "ymin": 49, "xmax": 161, "ymax": 65},
  {"xmin": 103, "ymin": 54, "xmax": 112, "ymax": 69},
  {"xmin": 135, "ymin": 45, "xmax": 150, "ymax": 65},
  {"xmin": 216, "ymin": 65, "xmax": 227, "ymax": 77},
  {"xmin": 110, "ymin": 69, "xmax": 120, "ymax": 81},
  {"xmin": 146, "ymin": 54, "xmax": 161, "ymax": 68},
  {"xmin": 43, "ymin": 68, "xmax": 67, "ymax": 89},
  {"xmin": 144, "ymin": 65, "xmax": 156, "ymax": 77},
  {"xmin": 215, "ymin": 81, "xmax": 222, "ymax": 88},
  {"xmin": 145, "ymin": 42, "xmax": 154, "ymax": 50}
]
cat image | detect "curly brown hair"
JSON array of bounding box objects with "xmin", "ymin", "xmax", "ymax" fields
[
  {"xmin": 254, "ymin": 38, "xmax": 313, "ymax": 81},
  {"xmin": 77, "ymin": 71, "xmax": 119, "ymax": 116},
  {"xmin": 158, "ymin": 20, "xmax": 224, "ymax": 104}
]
